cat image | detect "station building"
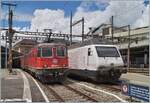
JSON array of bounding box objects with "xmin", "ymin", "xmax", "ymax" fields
[{"xmin": 88, "ymin": 24, "xmax": 149, "ymax": 68}]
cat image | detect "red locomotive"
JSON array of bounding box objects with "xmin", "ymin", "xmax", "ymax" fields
[{"xmin": 20, "ymin": 43, "xmax": 68, "ymax": 83}]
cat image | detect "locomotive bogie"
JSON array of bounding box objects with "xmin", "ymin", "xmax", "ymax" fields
[{"xmin": 31, "ymin": 68, "xmax": 67, "ymax": 83}]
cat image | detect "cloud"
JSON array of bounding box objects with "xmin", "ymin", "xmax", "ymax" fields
[
  {"xmin": 106, "ymin": 1, "xmax": 146, "ymax": 27},
  {"xmin": 30, "ymin": 9, "xmax": 69, "ymax": 32},
  {"xmin": 29, "ymin": 0, "xmax": 149, "ymax": 37},
  {"xmin": 133, "ymin": 4, "xmax": 149, "ymax": 27},
  {"xmin": 14, "ymin": 12, "xmax": 33, "ymax": 22}
]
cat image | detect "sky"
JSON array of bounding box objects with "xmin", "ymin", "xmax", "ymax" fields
[{"xmin": 0, "ymin": 0, "xmax": 149, "ymax": 35}]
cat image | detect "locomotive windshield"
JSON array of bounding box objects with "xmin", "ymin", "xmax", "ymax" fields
[
  {"xmin": 95, "ymin": 46, "xmax": 120, "ymax": 57},
  {"xmin": 56, "ymin": 47, "xmax": 67, "ymax": 56},
  {"xmin": 38, "ymin": 47, "xmax": 52, "ymax": 57}
]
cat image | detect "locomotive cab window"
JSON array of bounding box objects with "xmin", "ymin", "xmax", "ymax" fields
[
  {"xmin": 37, "ymin": 47, "xmax": 52, "ymax": 57},
  {"xmin": 57, "ymin": 47, "xmax": 67, "ymax": 57},
  {"xmin": 37, "ymin": 48, "xmax": 41, "ymax": 57},
  {"xmin": 95, "ymin": 46, "xmax": 120, "ymax": 57},
  {"xmin": 42, "ymin": 47, "xmax": 52, "ymax": 57}
]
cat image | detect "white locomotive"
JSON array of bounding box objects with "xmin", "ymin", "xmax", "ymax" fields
[{"xmin": 68, "ymin": 39, "xmax": 127, "ymax": 83}]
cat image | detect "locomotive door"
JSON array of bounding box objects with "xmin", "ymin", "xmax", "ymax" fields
[{"xmin": 87, "ymin": 47, "xmax": 96, "ymax": 70}]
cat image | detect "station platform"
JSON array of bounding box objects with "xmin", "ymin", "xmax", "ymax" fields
[
  {"xmin": 0, "ymin": 69, "xmax": 25, "ymax": 102},
  {"xmin": 120, "ymin": 72, "xmax": 149, "ymax": 86},
  {"xmin": 0, "ymin": 69, "xmax": 46, "ymax": 102}
]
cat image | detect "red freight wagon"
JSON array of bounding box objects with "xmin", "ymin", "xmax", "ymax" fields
[{"xmin": 21, "ymin": 43, "xmax": 68, "ymax": 83}]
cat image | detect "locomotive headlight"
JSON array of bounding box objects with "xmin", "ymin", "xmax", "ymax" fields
[
  {"xmin": 110, "ymin": 63, "xmax": 114, "ymax": 67},
  {"xmin": 43, "ymin": 64, "xmax": 48, "ymax": 68},
  {"xmin": 52, "ymin": 59, "xmax": 58, "ymax": 64}
]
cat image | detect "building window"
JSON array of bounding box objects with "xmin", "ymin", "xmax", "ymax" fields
[{"xmin": 102, "ymin": 27, "xmax": 109, "ymax": 35}]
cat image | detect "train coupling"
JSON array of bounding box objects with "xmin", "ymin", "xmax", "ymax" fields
[{"xmin": 52, "ymin": 72, "xmax": 64, "ymax": 77}]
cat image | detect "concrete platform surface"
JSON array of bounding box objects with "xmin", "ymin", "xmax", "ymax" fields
[
  {"xmin": 120, "ymin": 73, "xmax": 149, "ymax": 87},
  {"xmin": 1, "ymin": 69, "xmax": 24, "ymax": 100},
  {"xmin": 0, "ymin": 69, "xmax": 46, "ymax": 102}
]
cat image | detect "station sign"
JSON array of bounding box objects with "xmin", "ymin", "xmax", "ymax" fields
[{"xmin": 121, "ymin": 81, "xmax": 149, "ymax": 102}]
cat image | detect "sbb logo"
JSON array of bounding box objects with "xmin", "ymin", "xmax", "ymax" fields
[
  {"xmin": 52, "ymin": 59, "xmax": 58, "ymax": 64},
  {"xmin": 122, "ymin": 84, "xmax": 128, "ymax": 93}
]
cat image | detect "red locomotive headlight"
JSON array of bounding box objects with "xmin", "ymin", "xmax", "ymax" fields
[
  {"xmin": 43, "ymin": 64, "xmax": 48, "ymax": 68},
  {"xmin": 63, "ymin": 64, "xmax": 67, "ymax": 67}
]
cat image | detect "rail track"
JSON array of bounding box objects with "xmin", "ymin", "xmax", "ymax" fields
[
  {"xmin": 36, "ymin": 78, "xmax": 126, "ymax": 102},
  {"xmin": 63, "ymin": 84, "xmax": 98, "ymax": 102},
  {"xmin": 23, "ymin": 69, "xmax": 128, "ymax": 102},
  {"xmin": 65, "ymin": 79, "xmax": 126, "ymax": 102},
  {"xmin": 44, "ymin": 85, "xmax": 64, "ymax": 102},
  {"xmin": 67, "ymin": 78, "xmax": 121, "ymax": 93},
  {"xmin": 44, "ymin": 84, "xmax": 98, "ymax": 102},
  {"xmin": 98, "ymin": 84, "xmax": 121, "ymax": 93}
]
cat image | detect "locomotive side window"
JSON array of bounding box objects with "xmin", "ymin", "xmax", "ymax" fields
[
  {"xmin": 56, "ymin": 47, "xmax": 67, "ymax": 57},
  {"xmin": 95, "ymin": 46, "xmax": 120, "ymax": 57},
  {"xmin": 42, "ymin": 47, "xmax": 52, "ymax": 57},
  {"xmin": 88, "ymin": 48, "xmax": 92, "ymax": 56},
  {"xmin": 37, "ymin": 47, "xmax": 41, "ymax": 57}
]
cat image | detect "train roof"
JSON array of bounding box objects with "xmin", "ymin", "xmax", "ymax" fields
[
  {"xmin": 36, "ymin": 43, "xmax": 66, "ymax": 47},
  {"xmin": 43, "ymin": 38, "xmax": 70, "ymax": 45},
  {"xmin": 68, "ymin": 38, "xmax": 113, "ymax": 49}
]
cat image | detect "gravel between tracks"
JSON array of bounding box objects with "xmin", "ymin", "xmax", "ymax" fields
[
  {"xmin": 49, "ymin": 84, "xmax": 88, "ymax": 102},
  {"xmin": 65, "ymin": 79, "xmax": 130, "ymax": 102}
]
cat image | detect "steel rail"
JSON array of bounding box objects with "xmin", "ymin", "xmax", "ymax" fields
[
  {"xmin": 99, "ymin": 84, "xmax": 121, "ymax": 93},
  {"xmin": 63, "ymin": 84, "xmax": 98, "ymax": 102},
  {"xmin": 45, "ymin": 85, "xmax": 64, "ymax": 102}
]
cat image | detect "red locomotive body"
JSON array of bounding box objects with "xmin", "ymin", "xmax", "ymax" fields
[{"xmin": 21, "ymin": 43, "xmax": 68, "ymax": 83}]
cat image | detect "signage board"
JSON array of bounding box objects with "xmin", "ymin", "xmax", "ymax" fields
[{"xmin": 121, "ymin": 82, "xmax": 149, "ymax": 102}]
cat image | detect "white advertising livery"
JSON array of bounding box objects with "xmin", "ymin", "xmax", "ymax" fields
[{"xmin": 68, "ymin": 39, "xmax": 127, "ymax": 83}]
